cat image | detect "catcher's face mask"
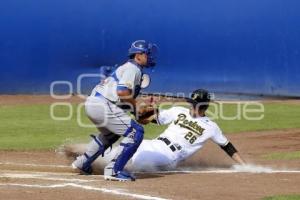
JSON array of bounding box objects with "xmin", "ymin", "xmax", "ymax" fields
[{"xmin": 146, "ymin": 43, "xmax": 158, "ymax": 67}]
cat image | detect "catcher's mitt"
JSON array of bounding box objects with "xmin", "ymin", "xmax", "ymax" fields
[{"xmin": 136, "ymin": 105, "xmax": 157, "ymax": 124}]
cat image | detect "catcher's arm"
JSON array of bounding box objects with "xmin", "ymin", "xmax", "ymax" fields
[{"xmin": 117, "ymin": 89, "xmax": 136, "ymax": 108}]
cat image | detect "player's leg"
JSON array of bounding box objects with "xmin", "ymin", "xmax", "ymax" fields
[
  {"xmin": 130, "ymin": 139, "xmax": 177, "ymax": 171},
  {"xmin": 95, "ymin": 139, "xmax": 150, "ymax": 172},
  {"xmin": 72, "ymin": 98, "xmax": 119, "ymax": 174},
  {"xmin": 74, "ymin": 98, "xmax": 144, "ymax": 180},
  {"xmin": 72, "ymin": 129, "xmax": 120, "ymax": 174},
  {"xmin": 104, "ymin": 120, "xmax": 144, "ymax": 181},
  {"xmin": 99, "ymin": 102, "xmax": 144, "ymax": 179}
]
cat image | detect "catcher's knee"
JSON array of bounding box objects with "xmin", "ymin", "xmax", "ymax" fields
[
  {"xmin": 124, "ymin": 120, "xmax": 144, "ymax": 146},
  {"xmin": 90, "ymin": 134, "xmax": 105, "ymax": 152},
  {"xmin": 98, "ymin": 132, "xmax": 121, "ymax": 149},
  {"xmin": 83, "ymin": 133, "xmax": 119, "ymax": 164},
  {"xmin": 110, "ymin": 121, "xmax": 144, "ymax": 173},
  {"xmin": 81, "ymin": 135, "xmax": 106, "ymax": 171}
]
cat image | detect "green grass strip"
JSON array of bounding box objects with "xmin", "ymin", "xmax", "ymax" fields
[
  {"xmin": 262, "ymin": 151, "xmax": 300, "ymax": 160},
  {"xmin": 263, "ymin": 195, "xmax": 300, "ymax": 200},
  {"xmin": 0, "ymin": 102, "xmax": 300, "ymax": 150}
]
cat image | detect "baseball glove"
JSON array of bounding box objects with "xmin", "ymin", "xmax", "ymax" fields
[{"xmin": 136, "ymin": 105, "xmax": 157, "ymax": 124}]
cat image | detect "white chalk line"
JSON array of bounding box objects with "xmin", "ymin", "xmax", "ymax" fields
[
  {"xmin": 1, "ymin": 165, "xmax": 300, "ymax": 200},
  {"xmin": 0, "ymin": 182, "xmax": 170, "ymax": 200},
  {"xmin": 0, "ymin": 173, "xmax": 94, "ymax": 183},
  {"xmin": 137, "ymin": 169, "xmax": 300, "ymax": 174},
  {"xmin": 0, "ymin": 172, "xmax": 170, "ymax": 200},
  {"xmin": 0, "ymin": 169, "xmax": 103, "ymax": 179},
  {"xmin": 0, "ymin": 162, "xmax": 70, "ymax": 168},
  {"xmin": 0, "ymin": 169, "xmax": 103, "ymax": 177}
]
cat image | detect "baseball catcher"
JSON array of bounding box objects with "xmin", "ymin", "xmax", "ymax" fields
[{"xmin": 72, "ymin": 40, "xmax": 158, "ymax": 181}]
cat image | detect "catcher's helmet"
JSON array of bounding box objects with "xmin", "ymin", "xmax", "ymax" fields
[
  {"xmin": 128, "ymin": 40, "xmax": 158, "ymax": 67},
  {"xmin": 190, "ymin": 89, "xmax": 211, "ymax": 111}
]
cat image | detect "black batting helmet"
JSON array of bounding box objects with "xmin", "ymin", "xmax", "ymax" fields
[{"xmin": 190, "ymin": 89, "xmax": 211, "ymax": 111}]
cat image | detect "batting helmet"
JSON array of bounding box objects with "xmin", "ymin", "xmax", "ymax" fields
[
  {"xmin": 128, "ymin": 40, "xmax": 158, "ymax": 67},
  {"xmin": 190, "ymin": 89, "xmax": 211, "ymax": 111}
]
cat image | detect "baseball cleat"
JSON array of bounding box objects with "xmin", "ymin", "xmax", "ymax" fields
[
  {"xmin": 71, "ymin": 163, "xmax": 93, "ymax": 175},
  {"xmin": 104, "ymin": 171, "xmax": 136, "ymax": 182}
]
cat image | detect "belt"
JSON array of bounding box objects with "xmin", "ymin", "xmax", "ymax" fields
[
  {"xmin": 94, "ymin": 92, "xmax": 132, "ymax": 111},
  {"xmin": 95, "ymin": 91, "xmax": 108, "ymax": 99},
  {"xmin": 157, "ymin": 137, "xmax": 182, "ymax": 152},
  {"xmin": 94, "ymin": 91, "xmax": 103, "ymax": 98},
  {"xmin": 94, "ymin": 92, "xmax": 117, "ymax": 104}
]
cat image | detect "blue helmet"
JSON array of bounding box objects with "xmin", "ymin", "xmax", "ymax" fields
[{"xmin": 128, "ymin": 40, "xmax": 158, "ymax": 67}]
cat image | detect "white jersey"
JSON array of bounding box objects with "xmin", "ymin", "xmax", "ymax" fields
[
  {"xmin": 156, "ymin": 106, "xmax": 228, "ymax": 161},
  {"xmin": 100, "ymin": 106, "xmax": 229, "ymax": 171},
  {"xmin": 91, "ymin": 61, "xmax": 142, "ymax": 102}
]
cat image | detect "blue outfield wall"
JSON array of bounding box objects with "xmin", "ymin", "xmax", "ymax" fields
[{"xmin": 0, "ymin": 0, "xmax": 300, "ymax": 96}]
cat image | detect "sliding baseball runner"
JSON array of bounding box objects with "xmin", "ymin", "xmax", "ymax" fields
[{"xmin": 99, "ymin": 89, "xmax": 246, "ymax": 171}]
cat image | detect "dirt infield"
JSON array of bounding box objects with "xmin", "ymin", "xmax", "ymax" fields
[
  {"xmin": 0, "ymin": 95, "xmax": 84, "ymax": 105},
  {"xmin": 0, "ymin": 129, "xmax": 300, "ymax": 200}
]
